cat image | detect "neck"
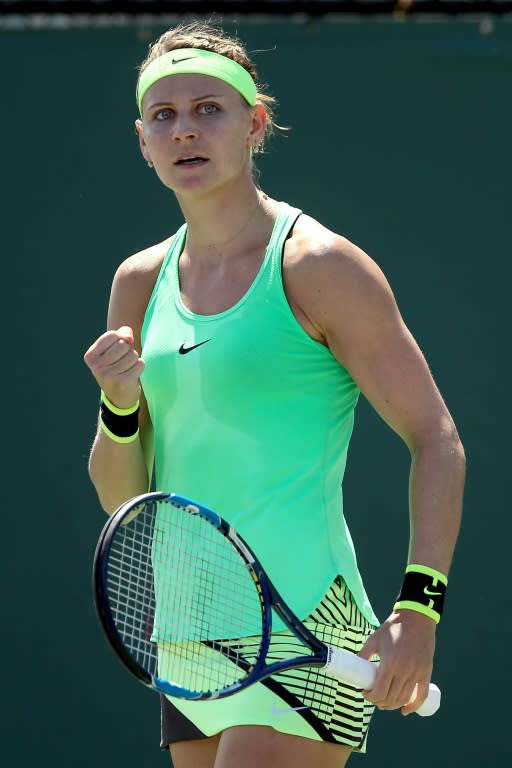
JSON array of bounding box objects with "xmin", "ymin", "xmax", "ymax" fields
[{"xmin": 177, "ymin": 184, "xmax": 274, "ymax": 262}]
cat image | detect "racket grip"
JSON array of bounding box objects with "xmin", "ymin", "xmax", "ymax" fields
[{"xmin": 323, "ymin": 647, "xmax": 441, "ymax": 717}]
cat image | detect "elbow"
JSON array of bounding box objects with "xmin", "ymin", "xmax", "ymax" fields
[
  {"xmin": 455, "ymin": 433, "xmax": 466, "ymax": 471},
  {"xmin": 88, "ymin": 458, "xmax": 120, "ymax": 516},
  {"xmin": 412, "ymin": 415, "xmax": 466, "ymax": 472},
  {"xmin": 445, "ymin": 419, "xmax": 466, "ymax": 473},
  {"xmin": 92, "ymin": 483, "xmax": 124, "ymax": 517},
  {"xmin": 97, "ymin": 492, "xmax": 122, "ymax": 517},
  {"xmin": 439, "ymin": 424, "xmax": 466, "ymax": 487}
]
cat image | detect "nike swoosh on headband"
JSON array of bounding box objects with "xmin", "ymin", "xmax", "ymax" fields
[{"xmin": 137, "ymin": 48, "xmax": 257, "ymax": 114}]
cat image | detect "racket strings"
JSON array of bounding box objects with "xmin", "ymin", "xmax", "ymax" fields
[
  {"xmin": 107, "ymin": 505, "xmax": 157, "ymax": 672},
  {"xmin": 104, "ymin": 499, "xmax": 266, "ymax": 696}
]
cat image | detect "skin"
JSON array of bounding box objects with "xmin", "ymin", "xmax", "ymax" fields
[{"xmin": 84, "ymin": 68, "xmax": 465, "ymax": 768}]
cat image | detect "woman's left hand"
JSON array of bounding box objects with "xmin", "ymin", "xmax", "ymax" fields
[{"xmin": 358, "ymin": 609, "xmax": 437, "ymax": 715}]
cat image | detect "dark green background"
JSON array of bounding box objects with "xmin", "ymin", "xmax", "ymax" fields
[{"xmin": 2, "ymin": 15, "xmax": 509, "ymax": 766}]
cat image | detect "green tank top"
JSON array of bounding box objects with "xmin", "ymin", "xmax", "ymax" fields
[{"xmin": 141, "ymin": 202, "xmax": 379, "ymax": 630}]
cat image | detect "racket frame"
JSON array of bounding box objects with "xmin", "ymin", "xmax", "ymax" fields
[
  {"xmin": 93, "ymin": 491, "xmax": 330, "ymax": 699},
  {"xmin": 93, "ymin": 492, "xmax": 440, "ymax": 717}
]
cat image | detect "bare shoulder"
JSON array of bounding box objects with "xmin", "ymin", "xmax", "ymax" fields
[
  {"xmin": 284, "ymin": 214, "xmax": 397, "ymax": 342},
  {"xmin": 287, "ymin": 214, "xmax": 388, "ymax": 286},
  {"xmin": 114, "ymin": 236, "xmax": 172, "ymax": 292},
  {"xmin": 107, "ymin": 236, "xmax": 173, "ymax": 334}
]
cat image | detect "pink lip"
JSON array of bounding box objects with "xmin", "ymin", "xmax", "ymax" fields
[{"xmin": 174, "ymin": 156, "xmax": 208, "ymax": 166}]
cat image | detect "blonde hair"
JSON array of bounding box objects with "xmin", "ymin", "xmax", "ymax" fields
[{"xmin": 137, "ymin": 20, "xmax": 283, "ymax": 153}]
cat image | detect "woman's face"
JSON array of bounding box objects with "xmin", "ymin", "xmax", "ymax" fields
[{"xmin": 135, "ymin": 74, "xmax": 265, "ymax": 197}]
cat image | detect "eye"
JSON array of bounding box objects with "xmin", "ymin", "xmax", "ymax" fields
[
  {"xmin": 199, "ymin": 103, "xmax": 219, "ymax": 115},
  {"xmin": 155, "ymin": 109, "xmax": 173, "ymax": 121}
]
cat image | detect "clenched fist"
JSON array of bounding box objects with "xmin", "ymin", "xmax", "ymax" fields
[{"xmin": 84, "ymin": 326, "xmax": 145, "ymax": 409}]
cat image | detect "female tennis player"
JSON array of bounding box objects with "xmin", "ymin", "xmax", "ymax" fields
[{"xmin": 84, "ymin": 19, "xmax": 465, "ymax": 768}]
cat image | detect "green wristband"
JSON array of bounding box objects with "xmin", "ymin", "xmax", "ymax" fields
[
  {"xmin": 99, "ymin": 419, "xmax": 140, "ymax": 444},
  {"xmin": 405, "ymin": 564, "xmax": 448, "ymax": 585},
  {"xmin": 393, "ymin": 600, "xmax": 442, "ymax": 624},
  {"xmin": 100, "ymin": 390, "xmax": 139, "ymax": 415}
]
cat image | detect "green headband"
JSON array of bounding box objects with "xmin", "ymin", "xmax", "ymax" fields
[{"xmin": 137, "ymin": 48, "xmax": 257, "ymax": 115}]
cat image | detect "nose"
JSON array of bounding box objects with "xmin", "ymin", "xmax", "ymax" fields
[{"xmin": 171, "ymin": 114, "xmax": 198, "ymax": 142}]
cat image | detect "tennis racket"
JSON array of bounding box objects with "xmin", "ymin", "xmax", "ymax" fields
[{"xmin": 93, "ymin": 491, "xmax": 441, "ymax": 717}]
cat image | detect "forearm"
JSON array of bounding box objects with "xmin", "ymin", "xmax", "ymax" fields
[
  {"xmin": 88, "ymin": 427, "xmax": 151, "ymax": 514},
  {"xmin": 407, "ymin": 424, "xmax": 466, "ymax": 576}
]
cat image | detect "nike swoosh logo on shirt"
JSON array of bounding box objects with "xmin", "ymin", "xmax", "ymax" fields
[{"xmin": 178, "ymin": 340, "xmax": 211, "ymax": 355}]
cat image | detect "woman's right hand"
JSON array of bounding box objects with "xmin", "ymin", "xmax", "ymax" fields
[{"xmin": 84, "ymin": 325, "xmax": 145, "ymax": 409}]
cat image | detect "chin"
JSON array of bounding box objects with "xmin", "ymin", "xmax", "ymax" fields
[{"xmin": 165, "ymin": 172, "xmax": 239, "ymax": 200}]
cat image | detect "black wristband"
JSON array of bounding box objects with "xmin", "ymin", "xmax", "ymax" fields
[
  {"xmin": 99, "ymin": 391, "xmax": 140, "ymax": 443},
  {"xmin": 394, "ymin": 564, "xmax": 448, "ymax": 624}
]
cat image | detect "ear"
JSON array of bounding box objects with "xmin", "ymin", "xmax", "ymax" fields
[
  {"xmin": 134, "ymin": 118, "xmax": 152, "ymax": 165},
  {"xmin": 247, "ymin": 103, "xmax": 267, "ymax": 150}
]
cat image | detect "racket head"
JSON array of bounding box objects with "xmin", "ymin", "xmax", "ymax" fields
[{"xmin": 93, "ymin": 491, "xmax": 272, "ymax": 700}]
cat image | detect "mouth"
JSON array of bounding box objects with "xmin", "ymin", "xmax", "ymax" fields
[{"xmin": 174, "ymin": 156, "xmax": 208, "ymax": 167}]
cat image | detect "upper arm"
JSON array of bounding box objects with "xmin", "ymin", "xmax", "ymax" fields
[
  {"xmin": 106, "ymin": 248, "xmax": 159, "ymax": 348},
  {"xmin": 104, "ymin": 242, "xmax": 168, "ymax": 473},
  {"xmin": 291, "ymin": 230, "xmax": 456, "ymax": 452}
]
